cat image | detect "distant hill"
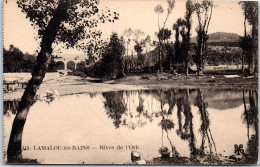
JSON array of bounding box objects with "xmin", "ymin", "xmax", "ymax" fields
[{"xmin": 191, "ymin": 32, "xmax": 241, "ymax": 43}]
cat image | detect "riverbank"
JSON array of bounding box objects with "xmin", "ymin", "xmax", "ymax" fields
[
  {"xmin": 3, "ymin": 73, "xmax": 258, "ymax": 101},
  {"xmin": 115, "ymin": 73, "xmax": 258, "ymax": 89}
]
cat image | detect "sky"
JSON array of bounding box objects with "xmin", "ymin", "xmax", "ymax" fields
[{"xmin": 3, "ymin": 0, "xmax": 248, "ymax": 57}]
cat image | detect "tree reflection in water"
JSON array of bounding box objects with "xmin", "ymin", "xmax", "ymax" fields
[
  {"xmin": 242, "ymin": 90, "xmax": 258, "ymax": 163},
  {"xmin": 103, "ymin": 90, "xmax": 155, "ymax": 129},
  {"xmin": 4, "ymin": 100, "xmax": 20, "ymax": 117},
  {"xmin": 176, "ymin": 89, "xmax": 199, "ymax": 159},
  {"xmin": 158, "ymin": 89, "xmax": 178, "ymax": 157},
  {"xmin": 101, "ymin": 88, "xmax": 258, "ymax": 164},
  {"xmin": 135, "ymin": 91, "xmax": 147, "ymax": 128},
  {"xmin": 102, "ymin": 91, "xmax": 126, "ymax": 129},
  {"xmin": 195, "ymin": 89, "xmax": 217, "ymax": 159}
]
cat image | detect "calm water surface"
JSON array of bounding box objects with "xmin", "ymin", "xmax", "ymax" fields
[{"xmin": 3, "ymin": 88, "xmax": 258, "ymax": 164}]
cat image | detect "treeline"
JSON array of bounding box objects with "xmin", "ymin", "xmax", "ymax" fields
[
  {"xmin": 207, "ymin": 42, "xmax": 240, "ymax": 47},
  {"xmin": 3, "ymin": 45, "xmax": 36, "ymax": 72},
  {"xmin": 3, "ymin": 45, "xmax": 56, "ymax": 73},
  {"xmin": 79, "ymin": 33, "xmax": 245, "ymax": 78},
  {"xmin": 81, "ymin": 0, "xmax": 257, "ymax": 77},
  {"xmin": 205, "ymin": 47, "xmax": 245, "ymax": 66},
  {"xmin": 6, "ymin": 1, "xmax": 257, "ymax": 78}
]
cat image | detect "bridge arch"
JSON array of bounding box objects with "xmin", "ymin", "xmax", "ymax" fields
[
  {"xmin": 67, "ymin": 61, "xmax": 76, "ymax": 71},
  {"xmin": 56, "ymin": 61, "xmax": 65, "ymax": 70}
]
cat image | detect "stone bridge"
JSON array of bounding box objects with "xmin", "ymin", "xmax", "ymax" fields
[{"xmin": 54, "ymin": 57, "xmax": 86, "ymax": 71}]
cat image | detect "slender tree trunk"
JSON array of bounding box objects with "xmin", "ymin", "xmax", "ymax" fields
[
  {"xmin": 242, "ymin": 13, "xmax": 247, "ymax": 76},
  {"xmin": 169, "ymin": 52, "xmax": 173, "ymax": 72},
  {"xmin": 174, "ymin": 28, "xmax": 180, "ymax": 74},
  {"xmin": 131, "ymin": 54, "xmax": 134, "ymax": 72},
  {"xmin": 242, "ymin": 90, "xmax": 250, "ymax": 141},
  {"xmin": 249, "ymin": 47, "xmax": 255, "ymax": 75},
  {"xmin": 117, "ymin": 61, "xmax": 126, "ymax": 78},
  {"xmin": 199, "ymin": 37, "xmax": 204, "ymax": 76},
  {"xmin": 126, "ymin": 41, "xmax": 129, "ymax": 73},
  {"xmin": 196, "ymin": 30, "xmax": 203, "ymax": 76},
  {"xmin": 242, "ymin": 54, "xmax": 245, "ymax": 75},
  {"xmin": 249, "ymin": 57, "xmax": 254, "ymax": 74},
  {"xmin": 197, "ymin": 47, "xmax": 203, "ymax": 76},
  {"xmin": 186, "ymin": 20, "xmax": 191, "ymax": 76},
  {"xmin": 251, "ymin": 24, "xmax": 257, "ymax": 76},
  {"xmin": 118, "ymin": 42, "xmax": 126, "ymax": 78},
  {"xmin": 185, "ymin": 58, "xmax": 189, "ymax": 76},
  {"xmin": 7, "ymin": 0, "xmax": 69, "ymax": 162},
  {"xmin": 158, "ymin": 41, "xmax": 163, "ymax": 73}
]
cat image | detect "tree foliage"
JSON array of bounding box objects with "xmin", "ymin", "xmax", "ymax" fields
[
  {"xmin": 123, "ymin": 28, "xmax": 134, "ymax": 56},
  {"xmin": 17, "ymin": 0, "xmax": 119, "ymax": 52},
  {"xmin": 3, "ymin": 45, "xmax": 31, "ymax": 72},
  {"xmin": 173, "ymin": 0, "xmax": 195, "ymax": 74},
  {"xmin": 101, "ymin": 32, "xmax": 125, "ymax": 78},
  {"xmin": 157, "ymin": 28, "xmax": 172, "ymax": 41},
  {"xmin": 154, "ymin": 0, "xmax": 175, "ymax": 72},
  {"xmin": 239, "ymin": 1, "xmax": 258, "ymax": 75},
  {"xmin": 193, "ymin": 0, "xmax": 213, "ymax": 75},
  {"xmin": 154, "ymin": 4, "xmax": 164, "ymax": 14},
  {"xmin": 175, "ymin": 0, "xmax": 195, "ymax": 75},
  {"xmin": 134, "ymin": 43, "xmax": 143, "ymax": 55}
]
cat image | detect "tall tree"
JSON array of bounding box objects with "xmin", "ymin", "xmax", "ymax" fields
[
  {"xmin": 143, "ymin": 35, "xmax": 152, "ymax": 68},
  {"xmin": 102, "ymin": 32, "xmax": 125, "ymax": 78},
  {"xmin": 194, "ymin": 0, "xmax": 213, "ymax": 75},
  {"xmin": 131, "ymin": 29, "xmax": 145, "ymax": 70},
  {"xmin": 240, "ymin": 1, "xmax": 248, "ymax": 76},
  {"xmin": 183, "ymin": 0, "xmax": 195, "ymax": 75},
  {"xmin": 154, "ymin": 0, "xmax": 175, "ymax": 72},
  {"xmin": 173, "ymin": 23, "xmax": 181, "ymax": 71},
  {"xmin": 7, "ymin": 0, "xmax": 118, "ymax": 162},
  {"xmin": 165, "ymin": 42, "xmax": 174, "ymax": 71},
  {"xmin": 157, "ymin": 28, "xmax": 172, "ymax": 71},
  {"xmin": 173, "ymin": 18, "xmax": 187, "ymax": 73},
  {"xmin": 123, "ymin": 28, "xmax": 134, "ymax": 57},
  {"xmin": 123, "ymin": 28, "xmax": 134, "ymax": 72},
  {"xmin": 171, "ymin": 0, "xmax": 194, "ymax": 74},
  {"xmin": 239, "ymin": 36, "xmax": 251, "ymax": 76},
  {"xmin": 239, "ymin": 1, "xmax": 258, "ymax": 76},
  {"xmin": 134, "ymin": 42, "xmax": 145, "ymax": 69}
]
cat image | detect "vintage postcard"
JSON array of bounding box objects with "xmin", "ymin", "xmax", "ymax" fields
[{"xmin": 3, "ymin": 0, "xmax": 258, "ymax": 165}]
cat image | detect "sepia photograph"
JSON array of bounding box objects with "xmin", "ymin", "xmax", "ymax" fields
[{"xmin": 2, "ymin": 0, "xmax": 258, "ymax": 165}]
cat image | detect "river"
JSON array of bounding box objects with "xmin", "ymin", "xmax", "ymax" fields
[{"xmin": 3, "ymin": 88, "xmax": 258, "ymax": 164}]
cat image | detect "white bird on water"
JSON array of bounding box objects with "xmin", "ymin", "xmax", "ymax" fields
[
  {"xmin": 38, "ymin": 89, "xmax": 59, "ymax": 100},
  {"xmin": 46, "ymin": 89, "xmax": 60, "ymax": 97}
]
